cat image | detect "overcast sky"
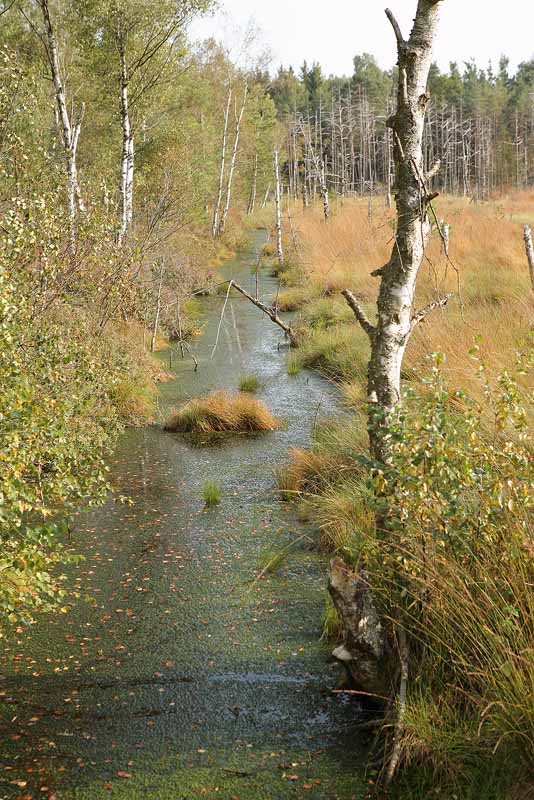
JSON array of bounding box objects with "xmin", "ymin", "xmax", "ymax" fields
[{"xmin": 190, "ymin": 0, "xmax": 534, "ymax": 76}]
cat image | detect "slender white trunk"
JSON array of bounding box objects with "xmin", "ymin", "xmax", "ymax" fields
[
  {"xmin": 260, "ymin": 185, "xmax": 271, "ymax": 208},
  {"xmin": 150, "ymin": 262, "xmax": 165, "ymax": 353},
  {"xmin": 343, "ymin": 1, "xmax": 444, "ymax": 463},
  {"xmin": 246, "ymin": 152, "xmax": 258, "ymax": 215},
  {"xmin": 39, "ymin": 0, "xmax": 84, "ymax": 217},
  {"xmin": 212, "ymin": 88, "xmax": 232, "ymax": 238},
  {"xmin": 524, "ymin": 224, "xmax": 534, "ymax": 291},
  {"xmin": 274, "ymin": 148, "xmax": 284, "ymax": 265},
  {"xmin": 219, "ymin": 83, "xmax": 248, "ymax": 236},
  {"xmin": 320, "ymin": 159, "xmax": 330, "ymax": 221},
  {"xmin": 119, "ymin": 47, "xmax": 134, "ymax": 243}
]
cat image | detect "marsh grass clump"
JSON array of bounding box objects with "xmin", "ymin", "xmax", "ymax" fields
[
  {"xmin": 257, "ymin": 545, "xmax": 290, "ymax": 575},
  {"xmin": 321, "ymin": 593, "xmax": 342, "ymax": 642},
  {"xmin": 202, "ymin": 480, "xmax": 221, "ymax": 506},
  {"xmin": 300, "ymin": 477, "xmax": 374, "ymax": 551},
  {"xmin": 164, "ymin": 390, "xmax": 280, "ymax": 434},
  {"xmin": 276, "ymin": 287, "xmax": 316, "ymax": 312},
  {"xmin": 287, "ymin": 353, "xmax": 302, "ymax": 376},
  {"xmin": 238, "ymin": 374, "xmax": 260, "ymax": 393},
  {"xmin": 293, "ymin": 324, "xmax": 370, "ymax": 383}
]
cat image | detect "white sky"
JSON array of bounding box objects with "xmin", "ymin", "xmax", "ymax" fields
[{"xmin": 191, "ymin": 0, "xmax": 534, "ymax": 76}]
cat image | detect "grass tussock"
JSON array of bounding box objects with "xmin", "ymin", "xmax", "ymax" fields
[
  {"xmin": 202, "ymin": 480, "xmax": 221, "ymax": 506},
  {"xmin": 164, "ymin": 390, "xmax": 280, "ymax": 434},
  {"xmin": 238, "ymin": 374, "xmax": 260, "ymax": 393},
  {"xmin": 276, "ymin": 286, "xmax": 317, "ymax": 312},
  {"xmin": 257, "ymin": 545, "xmax": 290, "ymax": 575},
  {"xmin": 321, "ymin": 593, "xmax": 342, "ymax": 642}
]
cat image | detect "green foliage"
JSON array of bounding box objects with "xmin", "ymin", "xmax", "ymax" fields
[
  {"xmin": 365, "ymin": 344, "xmax": 534, "ymax": 786},
  {"xmin": 0, "ymin": 254, "xmax": 116, "ymax": 629},
  {"xmin": 202, "ymin": 480, "xmax": 221, "ymax": 506}
]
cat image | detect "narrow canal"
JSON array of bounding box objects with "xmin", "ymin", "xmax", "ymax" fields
[{"xmin": 0, "ymin": 233, "xmax": 366, "ymax": 799}]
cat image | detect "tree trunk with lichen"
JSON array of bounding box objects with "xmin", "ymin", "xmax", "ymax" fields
[
  {"xmin": 342, "ymin": 0, "xmax": 445, "ymax": 467},
  {"xmin": 333, "ymin": 0, "xmax": 445, "ymax": 703}
]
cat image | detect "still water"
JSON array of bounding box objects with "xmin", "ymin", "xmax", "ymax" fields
[{"xmin": 0, "ymin": 233, "xmax": 365, "ymax": 799}]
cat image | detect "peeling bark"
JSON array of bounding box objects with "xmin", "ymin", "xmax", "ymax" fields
[
  {"xmin": 328, "ymin": 558, "xmax": 393, "ymax": 697},
  {"xmin": 345, "ymin": 1, "xmax": 444, "ymax": 464}
]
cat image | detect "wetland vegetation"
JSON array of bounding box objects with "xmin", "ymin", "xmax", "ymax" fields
[{"xmin": 1, "ymin": 0, "xmax": 533, "ymax": 797}]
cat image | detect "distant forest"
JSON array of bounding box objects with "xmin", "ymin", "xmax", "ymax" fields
[{"xmin": 265, "ymin": 54, "xmax": 534, "ymax": 197}]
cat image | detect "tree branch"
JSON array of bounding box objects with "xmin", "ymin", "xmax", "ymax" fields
[
  {"xmin": 385, "ymin": 8, "xmax": 406, "ymax": 48},
  {"xmin": 426, "ymin": 159, "xmax": 441, "ymax": 181},
  {"xmin": 342, "ymin": 290, "xmax": 376, "ymax": 339},
  {"xmin": 230, "ymin": 280, "xmax": 296, "ymax": 344},
  {"xmin": 410, "ymin": 293, "xmax": 453, "ymax": 332}
]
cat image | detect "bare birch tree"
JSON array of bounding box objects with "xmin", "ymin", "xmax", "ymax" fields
[
  {"xmin": 212, "ymin": 86, "xmax": 232, "ymax": 238},
  {"xmin": 218, "ymin": 81, "xmax": 248, "ymax": 236},
  {"xmin": 273, "ymin": 147, "xmax": 283, "ymax": 265},
  {"xmin": 343, "ymin": 0, "xmax": 447, "ymax": 465}
]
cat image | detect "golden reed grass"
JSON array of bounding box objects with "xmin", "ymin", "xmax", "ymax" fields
[{"xmin": 289, "ymin": 192, "xmax": 534, "ymax": 398}]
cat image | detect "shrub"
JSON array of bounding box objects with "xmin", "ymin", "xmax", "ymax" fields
[
  {"xmin": 164, "ymin": 390, "xmax": 280, "ymax": 434},
  {"xmin": 364, "ymin": 345, "xmax": 534, "ymax": 790}
]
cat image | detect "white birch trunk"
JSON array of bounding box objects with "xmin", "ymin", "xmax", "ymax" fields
[
  {"xmin": 524, "ymin": 224, "xmax": 534, "ymax": 291},
  {"xmin": 150, "ymin": 262, "xmax": 165, "ymax": 353},
  {"xmin": 260, "ymin": 185, "xmax": 271, "ymax": 209},
  {"xmin": 274, "ymin": 148, "xmax": 284, "ymax": 265},
  {"xmin": 212, "ymin": 88, "xmax": 232, "ymax": 238},
  {"xmin": 343, "ymin": 1, "xmax": 444, "ymax": 464},
  {"xmin": 119, "ymin": 47, "xmax": 134, "ymax": 243},
  {"xmin": 39, "ymin": 0, "xmax": 84, "ymax": 217},
  {"xmin": 246, "ymin": 152, "xmax": 258, "ymax": 215},
  {"xmin": 219, "ymin": 83, "xmax": 248, "ymax": 236}
]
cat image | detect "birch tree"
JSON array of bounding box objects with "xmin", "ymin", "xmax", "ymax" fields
[
  {"xmin": 218, "ymin": 81, "xmax": 247, "ymax": 236},
  {"xmin": 211, "ymin": 86, "xmax": 231, "ymax": 238},
  {"xmin": 273, "ymin": 147, "xmax": 283, "ymax": 264},
  {"xmin": 76, "ymin": 0, "xmax": 212, "ymax": 242},
  {"xmin": 343, "ymin": 0, "xmax": 448, "ymax": 465},
  {"xmin": 34, "ymin": 0, "xmax": 85, "ymax": 219}
]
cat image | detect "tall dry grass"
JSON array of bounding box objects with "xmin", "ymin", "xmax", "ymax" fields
[
  {"xmin": 288, "ymin": 193, "xmax": 534, "ymax": 399},
  {"xmin": 164, "ymin": 390, "xmax": 280, "ymax": 434}
]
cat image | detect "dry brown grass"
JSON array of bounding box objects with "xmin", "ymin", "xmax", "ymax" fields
[
  {"xmin": 164, "ymin": 390, "xmax": 280, "ymax": 434},
  {"xmin": 278, "ymin": 448, "xmax": 345, "ymax": 499},
  {"xmin": 289, "ymin": 193, "xmax": 534, "ymax": 398}
]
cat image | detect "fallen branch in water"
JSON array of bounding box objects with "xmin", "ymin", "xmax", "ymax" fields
[{"xmin": 229, "ymin": 279, "xmax": 297, "ymax": 345}]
